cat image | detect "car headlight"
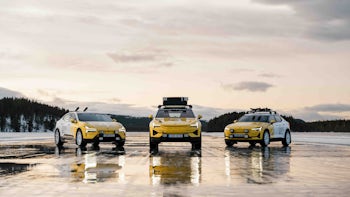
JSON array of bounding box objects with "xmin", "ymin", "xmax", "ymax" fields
[
  {"xmin": 85, "ymin": 126, "xmax": 97, "ymax": 132},
  {"xmin": 152, "ymin": 122, "xmax": 161, "ymax": 128},
  {"xmin": 190, "ymin": 122, "xmax": 199, "ymax": 128},
  {"xmin": 117, "ymin": 126, "xmax": 126, "ymax": 133},
  {"xmin": 251, "ymin": 127, "xmax": 262, "ymax": 131}
]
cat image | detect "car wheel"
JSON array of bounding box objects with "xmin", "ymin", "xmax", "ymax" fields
[
  {"xmin": 150, "ymin": 138, "xmax": 158, "ymax": 153},
  {"xmin": 192, "ymin": 142, "xmax": 201, "ymax": 150},
  {"xmin": 260, "ymin": 131, "xmax": 270, "ymax": 147},
  {"xmin": 76, "ymin": 130, "xmax": 87, "ymax": 147},
  {"xmin": 93, "ymin": 141, "xmax": 100, "ymax": 148},
  {"xmin": 54, "ymin": 129, "xmax": 64, "ymax": 147},
  {"xmin": 116, "ymin": 141, "xmax": 125, "ymax": 147},
  {"xmin": 282, "ymin": 130, "xmax": 292, "ymax": 147},
  {"xmin": 225, "ymin": 140, "xmax": 234, "ymax": 147},
  {"xmin": 249, "ymin": 141, "xmax": 256, "ymax": 147}
]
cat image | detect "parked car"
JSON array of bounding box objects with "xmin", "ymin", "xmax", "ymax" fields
[
  {"xmin": 149, "ymin": 97, "xmax": 202, "ymax": 153},
  {"xmin": 224, "ymin": 108, "xmax": 291, "ymax": 147},
  {"xmin": 54, "ymin": 111, "xmax": 126, "ymax": 148}
]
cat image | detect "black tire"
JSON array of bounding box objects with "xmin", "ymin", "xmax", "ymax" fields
[
  {"xmin": 54, "ymin": 129, "xmax": 64, "ymax": 147},
  {"xmin": 282, "ymin": 130, "xmax": 292, "ymax": 147},
  {"xmin": 116, "ymin": 141, "xmax": 125, "ymax": 147},
  {"xmin": 150, "ymin": 138, "xmax": 158, "ymax": 153},
  {"xmin": 260, "ymin": 130, "xmax": 270, "ymax": 147},
  {"xmin": 93, "ymin": 141, "xmax": 100, "ymax": 148},
  {"xmin": 76, "ymin": 130, "xmax": 87, "ymax": 147},
  {"xmin": 225, "ymin": 140, "xmax": 234, "ymax": 147},
  {"xmin": 249, "ymin": 141, "xmax": 256, "ymax": 147},
  {"xmin": 192, "ymin": 141, "xmax": 201, "ymax": 150}
]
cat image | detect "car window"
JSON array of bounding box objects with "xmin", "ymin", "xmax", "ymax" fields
[
  {"xmin": 238, "ymin": 115, "xmax": 269, "ymax": 122},
  {"xmin": 77, "ymin": 113, "xmax": 113, "ymax": 122},
  {"xmin": 63, "ymin": 114, "xmax": 70, "ymax": 122},
  {"xmin": 156, "ymin": 109, "xmax": 195, "ymax": 118},
  {"xmin": 275, "ymin": 115, "xmax": 282, "ymax": 122},
  {"xmin": 269, "ymin": 116, "xmax": 276, "ymax": 122}
]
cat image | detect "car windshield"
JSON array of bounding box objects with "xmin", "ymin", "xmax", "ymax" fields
[
  {"xmin": 77, "ymin": 113, "xmax": 113, "ymax": 122},
  {"xmin": 156, "ymin": 109, "xmax": 195, "ymax": 118},
  {"xmin": 238, "ymin": 115, "xmax": 269, "ymax": 123}
]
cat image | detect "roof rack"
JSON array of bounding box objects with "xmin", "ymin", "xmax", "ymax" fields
[
  {"xmin": 163, "ymin": 97, "xmax": 188, "ymax": 106},
  {"xmin": 158, "ymin": 105, "xmax": 192, "ymax": 109},
  {"xmin": 247, "ymin": 108, "xmax": 277, "ymax": 114}
]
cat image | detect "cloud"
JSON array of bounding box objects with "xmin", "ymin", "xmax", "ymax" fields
[
  {"xmin": 46, "ymin": 96, "xmax": 152, "ymax": 117},
  {"xmin": 192, "ymin": 105, "xmax": 243, "ymax": 120},
  {"xmin": 0, "ymin": 87, "xmax": 25, "ymax": 98},
  {"xmin": 287, "ymin": 103, "xmax": 350, "ymax": 121},
  {"xmin": 254, "ymin": 0, "xmax": 350, "ymax": 41},
  {"xmin": 107, "ymin": 53, "xmax": 157, "ymax": 63},
  {"xmin": 258, "ymin": 72, "xmax": 281, "ymax": 78},
  {"xmin": 223, "ymin": 81, "xmax": 274, "ymax": 92},
  {"xmin": 305, "ymin": 104, "xmax": 350, "ymax": 112}
]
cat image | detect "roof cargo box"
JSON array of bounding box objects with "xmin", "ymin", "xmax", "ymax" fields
[{"xmin": 163, "ymin": 97, "xmax": 188, "ymax": 105}]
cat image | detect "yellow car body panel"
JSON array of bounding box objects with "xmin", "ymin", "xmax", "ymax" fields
[
  {"xmin": 224, "ymin": 122, "xmax": 274, "ymax": 141},
  {"xmin": 149, "ymin": 118, "xmax": 201, "ymax": 138},
  {"xmin": 71, "ymin": 121, "xmax": 125, "ymax": 140}
]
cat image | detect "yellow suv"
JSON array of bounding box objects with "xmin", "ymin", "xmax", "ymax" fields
[
  {"xmin": 54, "ymin": 111, "xmax": 126, "ymax": 148},
  {"xmin": 224, "ymin": 108, "xmax": 291, "ymax": 147},
  {"xmin": 149, "ymin": 97, "xmax": 202, "ymax": 153}
]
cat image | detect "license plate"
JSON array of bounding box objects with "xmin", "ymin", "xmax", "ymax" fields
[
  {"xmin": 104, "ymin": 134, "xmax": 115, "ymax": 137},
  {"xmin": 233, "ymin": 134, "xmax": 246, "ymax": 138},
  {"xmin": 168, "ymin": 134, "xmax": 183, "ymax": 138}
]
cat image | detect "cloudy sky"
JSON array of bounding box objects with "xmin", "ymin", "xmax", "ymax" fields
[{"xmin": 1, "ymin": 0, "xmax": 350, "ymax": 121}]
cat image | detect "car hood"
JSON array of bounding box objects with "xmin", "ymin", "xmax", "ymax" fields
[
  {"xmin": 227, "ymin": 122, "xmax": 269, "ymax": 129},
  {"xmin": 154, "ymin": 118, "xmax": 198, "ymax": 127},
  {"xmin": 84, "ymin": 121, "xmax": 123, "ymax": 130}
]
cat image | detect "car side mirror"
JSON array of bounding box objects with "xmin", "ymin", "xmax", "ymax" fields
[
  {"xmin": 149, "ymin": 115, "xmax": 154, "ymax": 120},
  {"xmin": 70, "ymin": 118, "xmax": 77, "ymax": 124},
  {"xmin": 112, "ymin": 119, "xmax": 117, "ymax": 122},
  {"xmin": 233, "ymin": 120, "xmax": 237, "ymax": 123},
  {"xmin": 197, "ymin": 114, "xmax": 202, "ymax": 119},
  {"xmin": 270, "ymin": 119, "xmax": 276, "ymax": 124}
]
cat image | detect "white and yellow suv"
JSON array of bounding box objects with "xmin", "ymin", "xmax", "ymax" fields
[
  {"xmin": 149, "ymin": 97, "xmax": 202, "ymax": 153},
  {"xmin": 224, "ymin": 108, "xmax": 291, "ymax": 147},
  {"xmin": 54, "ymin": 111, "xmax": 126, "ymax": 148}
]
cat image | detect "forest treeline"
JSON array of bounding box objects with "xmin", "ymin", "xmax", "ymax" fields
[
  {"xmin": 0, "ymin": 97, "xmax": 68, "ymax": 132},
  {"xmin": 1, "ymin": 97, "xmax": 349, "ymax": 132},
  {"xmin": 207, "ymin": 112, "xmax": 350, "ymax": 132}
]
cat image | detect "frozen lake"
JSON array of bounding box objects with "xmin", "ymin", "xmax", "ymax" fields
[{"xmin": 0, "ymin": 132, "xmax": 350, "ymax": 196}]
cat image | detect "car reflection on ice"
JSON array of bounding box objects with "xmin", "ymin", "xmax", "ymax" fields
[
  {"xmin": 224, "ymin": 146, "xmax": 291, "ymax": 184},
  {"xmin": 55, "ymin": 147, "xmax": 126, "ymax": 183},
  {"xmin": 149, "ymin": 154, "xmax": 201, "ymax": 185}
]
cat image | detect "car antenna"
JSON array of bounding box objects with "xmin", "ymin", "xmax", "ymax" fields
[
  {"xmin": 75, "ymin": 107, "xmax": 79, "ymax": 112},
  {"xmin": 83, "ymin": 107, "xmax": 88, "ymax": 112}
]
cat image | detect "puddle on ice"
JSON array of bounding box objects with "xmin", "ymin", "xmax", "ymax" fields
[
  {"xmin": 0, "ymin": 144, "xmax": 56, "ymax": 159},
  {"xmin": 0, "ymin": 162, "xmax": 36, "ymax": 176}
]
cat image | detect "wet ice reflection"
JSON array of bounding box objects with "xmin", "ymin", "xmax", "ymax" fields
[
  {"xmin": 149, "ymin": 153, "xmax": 201, "ymax": 185},
  {"xmin": 224, "ymin": 146, "xmax": 291, "ymax": 184},
  {"xmin": 55, "ymin": 146, "xmax": 126, "ymax": 183}
]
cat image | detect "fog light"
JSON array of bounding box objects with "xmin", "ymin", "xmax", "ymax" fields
[{"xmin": 116, "ymin": 137, "xmax": 120, "ymax": 140}]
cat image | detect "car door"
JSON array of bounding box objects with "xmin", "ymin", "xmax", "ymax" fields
[
  {"xmin": 61, "ymin": 113, "xmax": 73, "ymax": 137},
  {"xmin": 274, "ymin": 115, "xmax": 284, "ymax": 138},
  {"xmin": 269, "ymin": 115, "xmax": 279, "ymax": 138}
]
